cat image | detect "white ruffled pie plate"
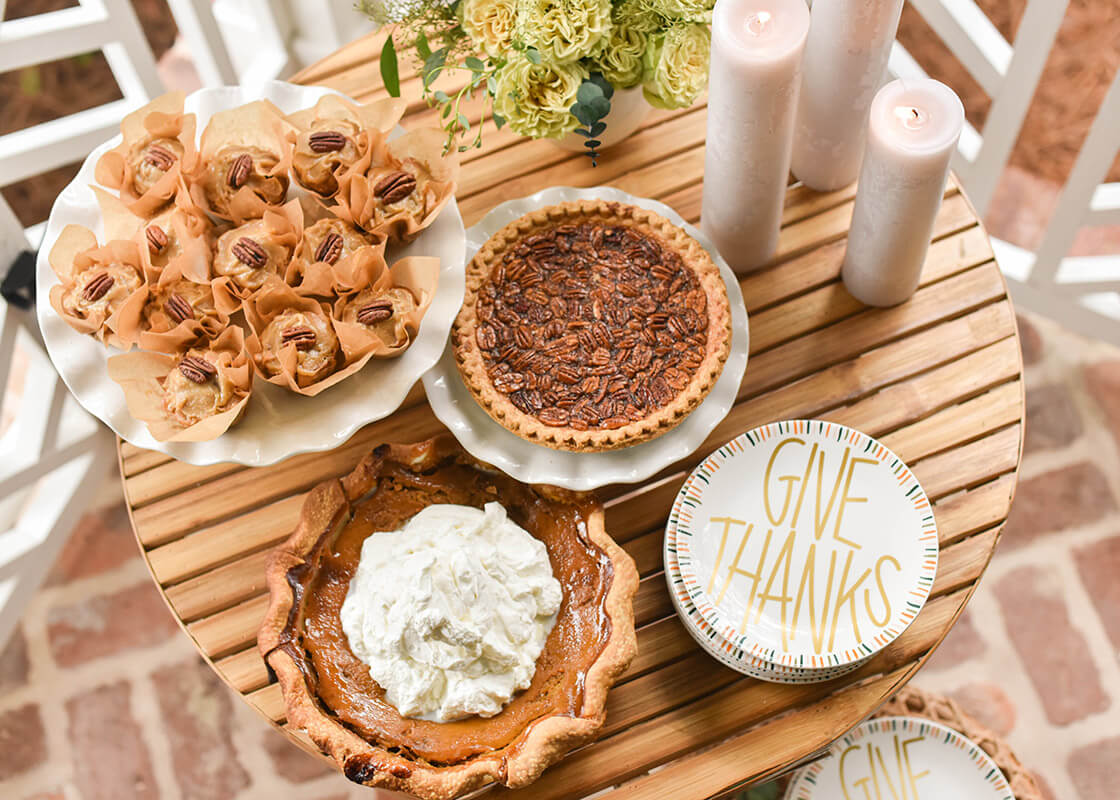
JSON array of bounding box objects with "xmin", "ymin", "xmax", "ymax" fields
[
  {"xmin": 422, "ymin": 186, "xmax": 750, "ymax": 491},
  {"xmin": 35, "ymin": 80, "xmax": 466, "ymax": 466}
]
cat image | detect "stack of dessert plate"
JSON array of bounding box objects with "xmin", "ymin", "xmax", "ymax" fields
[
  {"xmin": 785, "ymin": 716, "xmax": 1015, "ymax": 800},
  {"xmin": 664, "ymin": 420, "xmax": 939, "ymax": 683}
]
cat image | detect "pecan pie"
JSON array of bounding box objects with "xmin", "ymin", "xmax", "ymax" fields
[
  {"xmin": 258, "ymin": 436, "xmax": 638, "ymax": 800},
  {"xmin": 453, "ymin": 200, "xmax": 732, "ymax": 451}
]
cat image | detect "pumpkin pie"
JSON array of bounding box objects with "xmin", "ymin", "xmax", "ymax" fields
[
  {"xmin": 452, "ymin": 200, "xmax": 732, "ymax": 452},
  {"xmin": 258, "ymin": 436, "xmax": 638, "ymax": 799}
]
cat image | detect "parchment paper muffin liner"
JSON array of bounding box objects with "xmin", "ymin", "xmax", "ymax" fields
[
  {"xmin": 94, "ymin": 185, "xmax": 213, "ymax": 285},
  {"xmin": 286, "ymin": 95, "xmax": 406, "ymax": 199},
  {"xmin": 188, "ymin": 100, "xmax": 294, "ymax": 223},
  {"xmin": 47, "ymin": 225, "xmax": 149, "ymax": 349},
  {"xmin": 286, "ymin": 216, "xmax": 389, "ymax": 297},
  {"xmin": 209, "ymin": 199, "xmax": 304, "ymax": 315},
  {"xmin": 107, "ymin": 326, "xmax": 253, "ymax": 442},
  {"xmin": 244, "ymin": 282, "xmax": 349, "ymax": 396},
  {"xmin": 331, "ymin": 256, "xmax": 439, "ymax": 358},
  {"xmin": 94, "ymin": 91, "xmax": 199, "ymax": 219},
  {"xmin": 331, "ymin": 127, "xmax": 458, "ymax": 242}
]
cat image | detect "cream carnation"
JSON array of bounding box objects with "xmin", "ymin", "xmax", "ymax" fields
[
  {"xmin": 594, "ymin": 16, "xmax": 649, "ymax": 88},
  {"xmin": 642, "ymin": 23, "xmax": 710, "ymax": 110},
  {"xmin": 461, "ymin": 0, "xmax": 517, "ymax": 58},
  {"xmin": 514, "ymin": 0, "xmax": 613, "ymax": 65},
  {"xmin": 493, "ymin": 51, "xmax": 587, "ymax": 139}
]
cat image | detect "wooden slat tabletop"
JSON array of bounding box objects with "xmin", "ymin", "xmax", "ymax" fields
[{"xmin": 119, "ymin": 32, "xmax": 1025, "ymax": 799}]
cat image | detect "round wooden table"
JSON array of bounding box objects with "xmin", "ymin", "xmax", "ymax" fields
[{"xmin": 119, "ymin": 33, "xmax": 1026, "ymax": 799}]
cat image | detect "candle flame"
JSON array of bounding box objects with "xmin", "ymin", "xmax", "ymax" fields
[
  {"xmin": 746, "ymin": 10, "xmax": 772, "ymax": 36},
  {"xmin": 893, "ymin": 105, "xmax": 928, "ymax": 131}
]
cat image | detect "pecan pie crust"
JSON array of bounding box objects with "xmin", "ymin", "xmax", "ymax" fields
[
  {"xmin": 452, "ymin": 200, "xmax": 732, "ymax": 451},
  {"xmin": 258, "ymin": 436, "xmax": 639, "ymax": 800}
]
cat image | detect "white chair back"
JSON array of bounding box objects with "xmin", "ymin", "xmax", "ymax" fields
[{"xmin": 891, "ymin": 0, "xmax": 1120, "ymax": 344}]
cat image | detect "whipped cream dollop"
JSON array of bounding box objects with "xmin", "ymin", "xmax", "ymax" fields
[{"xmin": 339, "ymin": 502, "xmax": 562, "ymax": 722}]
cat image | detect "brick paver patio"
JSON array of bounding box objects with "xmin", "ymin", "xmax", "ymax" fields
[{"xmin": 0, "ymin": 310, "xmax": 1118, "ymax": 800}]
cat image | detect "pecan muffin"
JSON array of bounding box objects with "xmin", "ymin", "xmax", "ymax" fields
[
  {"xmin": 257, "ymin": 308, "xmax": 340, "ymax": 387},
  {"xmin": 336, "ymin": 286, "xmax": 417, "ymax": 348},
  {"xmin": 201, "ymin": 145, "xmax": 288, "ymax": 218},
  {"xmin": 163, "ymin": 348, "xmax": 244, "ymax": 427},
  {"xmin": 137, "ymin": 278, "xmax": 225, "ymax": 352},
  {"xmin": 129, "ymin": 138, "xmax": 185, "ymax": 197},
  {"xmin": 59, "ymin": 262, "xmax": 143, "ymax": 327},
  {"xmin": 213, "ymin": 219, "xmax": 296, "ymax": 293},
  {"xmin": 292, "ymin": 120, "xmax": 363, "ymax": 196},
  {"xmin": 300, "ymin": 218, "xmax": 378, "ymax": 268}
]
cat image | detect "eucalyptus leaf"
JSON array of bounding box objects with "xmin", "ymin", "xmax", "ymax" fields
[
  {"xmin": 590, "ymin": 121, "xmax": 607, "ymax": 136},
  {"xmin": 465, "ymin": 56, "xmax": 485, "ymax": 72},
  {"xmin": 492, "ymin": 112, "xmax": 506, "ymax": 129},
  {"xmin": 379, "ymin": 36, "xmax": 400, "ymax": 98},
  {"xmin": 572, "ymin": 106, "xmax": 597, "ymax": 127},
  {"xmin": 584, "ymin": 139, "xmax": 601, "ymax": 149},
  {"xmin": 525, "ymin": 47, "xmax": 542, "ymax": 65},
  {"xmin": 587, "ymin": 96, "xmax": 611, "ymax": 119},
  {"xmin": 577, "ymin": 81, "xmax": 604, "ymax": 106},
  {"xmin": 589, "ymin": 72, "xmax": 614, "ymax": 100}
]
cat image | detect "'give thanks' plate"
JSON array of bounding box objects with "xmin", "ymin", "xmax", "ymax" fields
[
  {"xmin": 666, "ymin": 420, "xmax": 938, "ymax": 678},
  {"xmin": 786, "ymin": 717, "xmax": 1014, "ymax": 800}
]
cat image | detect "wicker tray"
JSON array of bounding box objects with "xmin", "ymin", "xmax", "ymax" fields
[{"xmin": 118, "ymin": 32, "xmax": 1026, "ymax": 799}]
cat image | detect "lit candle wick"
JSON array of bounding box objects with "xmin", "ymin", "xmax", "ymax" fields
[
  {"xmin": 746, "ymin": 11, "xmax": 772, "ymax": 36},
  {"xmin": 894, "ymin": 105, "xmax": 928, "ymax": 131}
]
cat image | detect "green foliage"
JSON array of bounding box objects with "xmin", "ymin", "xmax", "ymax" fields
[
  {"xmin": 357, "ymin": 0, "xmax": 708, "ymax": 161},
  {"xmin": 380, "ymin": 36, "xmax": 401, "ymax": 97},
  {"xmin": 570, "ymin": 73, "xmax": 613, "ymax": 165}
]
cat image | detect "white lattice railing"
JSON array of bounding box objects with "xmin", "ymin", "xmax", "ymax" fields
[
  {"xmin": 0, "ymin": 292, "xmax": 117, "ymax": 648},
  {"xmin": 995, "ymin": 70, "xmax": 1120, "ymax": 347}
]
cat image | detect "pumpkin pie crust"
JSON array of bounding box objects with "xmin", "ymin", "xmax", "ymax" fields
[
  {"xmin": 452, "ymin": 200, "xmax": 732, "ymax": 452},
  {"xmin": 258, "ymin": 436, "xmax": 639, "ymax": 799}
]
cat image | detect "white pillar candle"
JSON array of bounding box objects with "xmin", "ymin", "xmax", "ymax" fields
[
  {"xmin": 701, "ymin": 0, "xmax": 810, "ymax": 275},
  {"xmin": 791, "ymin": 0, "xmax": 905, "ymax": 192},
  {"xmin": 841, "ymin": 78, "xmax": 964, "ymax": 307}
]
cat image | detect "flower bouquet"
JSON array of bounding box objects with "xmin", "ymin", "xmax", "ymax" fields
[{"xmin": 362, "ymin": 0, "xmax": 712, "ymax": 162}]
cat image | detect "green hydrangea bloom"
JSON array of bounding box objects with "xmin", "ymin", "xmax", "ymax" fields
[
  {"xmin": 642, "ymin": 23, "xmax": 710, "ymax": 110},
  {"xmin": 493, "ymin": 51, "xmax": 587, "ymax": 139},
  {"xmin": 513, "ymin": 0, "xmax": 613, "ymax": 65}
]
